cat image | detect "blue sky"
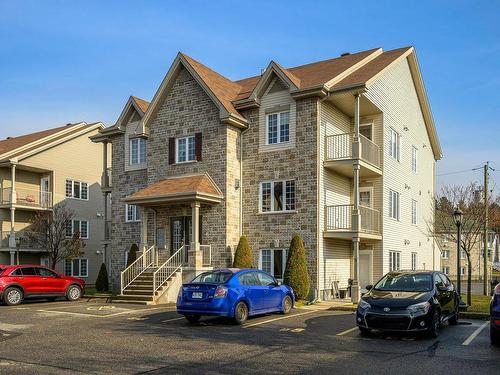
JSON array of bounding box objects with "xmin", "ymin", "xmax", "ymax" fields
[{"xmin": 1, "ymin": 1, "xmax": 499, "ymax": 191}]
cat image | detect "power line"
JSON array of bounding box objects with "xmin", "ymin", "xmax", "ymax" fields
[{"xmin": 437, "ymin": 168, "xmax": 480, "ymax": 177}]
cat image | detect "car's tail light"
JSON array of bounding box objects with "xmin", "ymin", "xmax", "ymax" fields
[
  {"xmin": 493, "ymin": 319, "xmax": 500, "ymax": 326},
  {"xmin": 214, "ymin": 285, "xmax": 228, "ymax": 299}
]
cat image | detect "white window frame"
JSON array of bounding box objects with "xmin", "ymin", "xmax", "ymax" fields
[
  {"xmin": 460, "ymin": 266, "xmax": 466, "ymax": 276},
  {"xmin": 412, "ymin": 146, "xmax": 418, "ymax": 172},
  {"xmin": 411, "ymin": 199, "xmax": 417, "ymax": 225},
  {"xmin": 359, "ymin": 123, "xmax": 374, "ymax": 141},
  {"xmin": 125, "ymin": 204, "xmax": 141, "ymax": 222},
  {"xmin": 65, "ymin": 179, "xmax": 89, "ymax": 201},
  {"xmin": 442, "ymin": 266, "xmax": 450, "ymax": 275},
  {"xmin": 442, "ymin": 250, "xmax": 450, "ymax": 259},
  {"xmin": 66, "ymin": 219, "xmax": 89, "ymax": 239},
  {"xmin": 175, "ymin": 136, "xmax": 196, "ymax": 163},
  {"xmin": 411, "ymin": 252, "xmax": 417, "ymax": 271},
  {"xmin": 461, "ymin": 249, "xmax": 466, "ymax": 260},
  {"xmin": 389, "ymin": 189, "xmax": 400, "ymax": 220},
  {"xmin": 259, "ymin": 180, "xmax": 296, "ymax": 213},
  {"xmin": 443, "ymin": 234, "xmax": 449, "ymax": 243},
  {"xmin": 390, "ymin": 128, "xmax": 401, "ymax": 161},
  {"xmin": 359, "ymin": 187, "xmax": 373, "ymax": 208},
  {"xmin": 259, "ymin": 248, "xmax": 288, "ymax": 280},
  {"xmin": 65, "ymin": 258, "xmax": 88, "ymax": 278},
  {"xmin": 266, "ymin": 111, "xmax": 290, "ymax": 145},
  {"xmin": 129, "ymin": 138, "xmax": 147, "ymax": 165},
  {"xmin": 389, "ymin": 251, "xmax": 401, "ymax": 271}
]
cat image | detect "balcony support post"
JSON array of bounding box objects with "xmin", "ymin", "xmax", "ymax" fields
[
  {"xmin": 351, "ymin": 93, "xmax": 361, "ymax": 303},
  {"xmin": 188, "ymin": 201, "xmax": 202, "ymax": 268},
  {"xmin": 351, "ymin": 237, "xmax": 360, "ymax": 302},
  {"xmin": 139, "ymin": 206, "xmax": 148, "ymax": 254},
  {"xmin": 9, "ymin": 250, "xmax": 15, "ymax": 266}
]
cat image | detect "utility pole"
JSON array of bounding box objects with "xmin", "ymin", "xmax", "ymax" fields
[{"xmin": 481, "ymin": 161, "xmax": 495, "ymax": 295}]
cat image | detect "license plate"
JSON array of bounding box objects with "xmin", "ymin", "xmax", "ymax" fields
[{"xmin": 192, "ymin": 292, "xmax": 203, "ymax": 299}]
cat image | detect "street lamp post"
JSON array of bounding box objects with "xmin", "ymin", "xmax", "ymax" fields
[
  {"xmin": 15, "ymin": 236, "xmax": 21, "ymax": 265},
  {"xmin": 453, "ymin": 208, "xmax": 467, "ymax": 308}
]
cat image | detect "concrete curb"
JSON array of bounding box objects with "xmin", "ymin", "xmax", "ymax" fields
[
  {"xmin": 460, "ymin": 312, "xmax": 490, "ymax": 320},
  {"xmin": 327, "ymin": 306, "xmax": 357, "ymax": 312}
]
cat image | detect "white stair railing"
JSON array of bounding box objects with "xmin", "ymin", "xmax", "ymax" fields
[
  {"xmin": 153, "ymin": 245, "xmax": 186, "ymax": 294},
  {"xmin": 120, "ymin": 245, "xmax": 155, "ymax": 295}
]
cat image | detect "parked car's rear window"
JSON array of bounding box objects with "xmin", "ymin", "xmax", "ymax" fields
[
  {"xmin": 0, "ymin": 267, "xmax": 5, "ymax": 276},
  {"xmin": 191, "ymin": 271, "xmax": 233, "ymax": 284},
  {"xmin": 374, "ymin": 273, "xmax": 433, "ymax": 292}
]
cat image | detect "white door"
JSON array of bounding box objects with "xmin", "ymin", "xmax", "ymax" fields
[
  {"xmin": 40, "ymin": 177, "xmax": 50, "ymax": 208},
  {"xmin": 359, "ymin": 250, "xmax": 373, "ymax": 291}
]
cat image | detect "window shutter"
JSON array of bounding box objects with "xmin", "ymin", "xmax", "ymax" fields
[
  {"xmin": 168, "ymin": 138, "xmax": 175, "ymax": 165},
  {"xmin": 195, "ymin": 132, "xmax": 202, "ymax": 161}
]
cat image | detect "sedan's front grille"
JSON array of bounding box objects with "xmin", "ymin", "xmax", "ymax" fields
[{"xmin": 365, "ymin": 313, "xmax": 410, "ymax": 330}]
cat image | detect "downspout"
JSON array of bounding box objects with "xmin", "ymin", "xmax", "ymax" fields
[{"xmin": 239, "ymin": 127, "xmax": 250, "ymax": 237}]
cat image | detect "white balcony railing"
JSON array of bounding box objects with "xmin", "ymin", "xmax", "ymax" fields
[
  {"xmin": 325, "ymin": 133, "xmax": 381, "ymax": 169},
  {"xmin": 325, "ymin": 204, "xmax": 381, "ymax": 235},
  {"xmin": 1, "ymin": 187, "xmax": 53, "ymax": 209}
]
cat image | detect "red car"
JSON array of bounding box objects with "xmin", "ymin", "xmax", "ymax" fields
[{"xmin": 0, "ymin": 264, "xmax": 85, "ymax": 306}]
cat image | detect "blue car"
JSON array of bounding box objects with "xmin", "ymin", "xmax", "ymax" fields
[
  {"xmin": 177, "ymin": 268, "xmax": 294, "ymax": 324},
  {"xmin": 491, "ymin": 283, "xmax": 500, "ymax": 345}
]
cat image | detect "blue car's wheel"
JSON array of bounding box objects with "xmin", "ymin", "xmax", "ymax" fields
[
  {"xmin": 282, "ymin": 295, "xmax": 293, "ymax": 315},
  {"xmin": 234, "ymin": 301, "xmax": 248, "ymax": 325},
  {"xmin": 185, "ymin": 315, "xmax": 201, "ymax": 323}
]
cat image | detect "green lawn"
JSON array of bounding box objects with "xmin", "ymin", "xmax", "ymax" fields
[{"xmin": 461, "ymin": 294, "xmax": 491, "ymax": 314}]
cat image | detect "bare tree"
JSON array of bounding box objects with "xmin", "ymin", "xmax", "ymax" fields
[{"xmin": 24, "ymin": 203, "xmax": 85, "ymax": 269}]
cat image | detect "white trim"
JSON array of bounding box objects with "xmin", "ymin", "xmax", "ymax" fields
[
  {"xmin": 258, "ymin": 248, "xmax": 288, "ymax": 280},
  {"xmin": 259, "ymin": 179, "xmax": 296, "ymax": 213},
  {"xmin": 129, "ymin": 138, "xmax": 147, "ymax": 165},
  {"xmin": 359, "ymin": 186, "xmax": 373, "ymax": 208},
  {"xmin": 389, "ymin": 251, "xmax": 401, "ymax": 271},
  {"xmin": 411, "ymin": 252, "xmax": 417, "ymax": 271},
  {"xmin": 389, "ymin": 127, "xmax": 401, "ymax": 162},
  {"xmin": 65, "ymin": 179, "xmax": 89, "ymax": 201},
  {"xmin": 359, "ymin": 122, "xmax": 374, "ymax": 141},
  {"xmin": 175, "ymin": 136, "xmax": 196, "ymax": 164},
  {"xmin": 411, "ymin": 145, "xmax": 418, "ymax": 173},
  {"xmin": 389, "ymin": 189, "xmax": 400, "ymax": 221},
  {"xmin": 411, "ymin": 199, "xmax": 417, "ymax": 225},
  {"xmin": 265, "ymin": 111, "xmax": 290, "ymax": 145},
  {"xmin": 65, "ymin": 258, "xmax": 88, "ymax": 278},
  {"xmin": 125, "ymin": 204, "xmax": 141, "ymax": 222}
]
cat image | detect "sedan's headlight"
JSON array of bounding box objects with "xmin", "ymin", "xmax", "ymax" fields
[
  {"xmin": 407, "ymin": 301, "xmax": 431, "ymax": 314},
  {"xmin": 359, "ymin": 299, "xmax": 371, "ymax": 310}
]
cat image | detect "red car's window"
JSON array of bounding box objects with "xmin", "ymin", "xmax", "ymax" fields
[
  {"xmin": 37, "ymin": 268, "xmax": 58, "ymax": 277},
  {"xmin": 20, "ymin": 267, "xmax": 37, "ymax": 276},
  {"xmin": 10, "ymin": 269, "xmax": 22, "ymax": 276},
  {"xmin": 0, "ymin": 267, "xmax": 5, "ymax": 276}
]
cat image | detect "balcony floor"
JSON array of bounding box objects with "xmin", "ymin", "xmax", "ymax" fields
[
  {"xmin": 0, "ymin": 203, "xmax": 53, "ymax": 211},
  {"xmin": 323, "ymin": 230, "xmax": 382, "ymax": 241},
  {"xmin": 324, "ymin": 159, "xmax": 382, "ymax": 178}
]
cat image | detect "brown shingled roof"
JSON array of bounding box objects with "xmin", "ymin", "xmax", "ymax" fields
[
  {"xmin": 131, "ymin": 96, "xmax": 150, "ymax": 113},
  {"xmin": 181, "ymin": 53, "xmax": 243, "ymax": 118},
  {"xmin": 0, "ymin": 123, "xmax": 84, "ymax": 157},
  {"xmin": 125, "ymin": 174, "xmax": 223, "ymax": 203},
  {"xmin": 332, "ymin": 47, "xmax": 412, "ymax": 90}
]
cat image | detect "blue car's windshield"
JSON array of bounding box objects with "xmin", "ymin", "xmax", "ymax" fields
[
  {"xmin": 374, "ymin": 273, "xmax": 433, "ymax": 292},
  {"xmin": 191, "ymin": 271, "xmax": 233, "ymax": 284}
]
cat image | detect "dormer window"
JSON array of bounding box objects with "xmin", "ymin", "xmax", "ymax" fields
[
  {"xmin": 266, "ymin": 111, "xmax": 289, "ymax": 145},
  {"xmin": 130, "ymin": 138, "xmax": 147, "ymax": 165}
]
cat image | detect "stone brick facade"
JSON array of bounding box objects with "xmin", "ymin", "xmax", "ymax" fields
[{"xmin": 240, "ymin": 98, "xmax": 319, "ymax": 296}]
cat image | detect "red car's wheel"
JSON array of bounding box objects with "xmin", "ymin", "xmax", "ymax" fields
[
  {"xmin": 66, "ymin": 285, "xmax": 82, "ymax": 301},
  {"xmin": 3, "ymin": 287, "xmax": 23, "ymax": 306}
]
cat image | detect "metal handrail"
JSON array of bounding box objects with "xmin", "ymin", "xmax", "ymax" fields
[
  {"xmin": 325, "ymin": 133, "xmax": 353, "ymax": 160},
  {"xmin": 120, "ymin": 245, "xmax": 155, "ymax": 295},
  {"xmin": 359, "ymin": 205, "xmax": 381, "ymax": 234},
  {"xmin": 325, "ymin": 204, "xmax": 381, "ymax": 234},
  {"xmin": 153, "ymin": 245, "xmax": 186, "ymax": 293}
]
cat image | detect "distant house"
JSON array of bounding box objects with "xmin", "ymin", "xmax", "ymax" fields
[
  {"xmin": 92, "ymin": 46, "xmax": 442, "ymax": 303},
  {"xmin": 0, "ymin": 123, "xmax": 109, "ymax": 285},
  {"xmin": 437, "ymin": 231, "xmax": 498, "ymax": 281}
]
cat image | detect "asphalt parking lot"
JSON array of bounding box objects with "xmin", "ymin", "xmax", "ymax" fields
[{"xmin": 0, "ymin": 298, "xmax": 498, "ymax": 374}]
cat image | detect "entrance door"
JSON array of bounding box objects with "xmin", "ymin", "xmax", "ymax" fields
[
  {"xmin": 359, "ymin": 249, "xmax": 373, "ymax": 291},
  {"xmin": 40, "ymin": 177, "xmax": 50, "ymax": 208},
  {"xmin": 170, "ymin": 216, "xmax": 202, "ymax": 254}
]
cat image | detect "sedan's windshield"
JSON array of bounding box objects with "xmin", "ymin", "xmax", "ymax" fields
[
  {"xmin": 191, "ymin": 271, "xmax": 233, "ymax": 284},
  {"xmin": 374, "ymin": 273, "xmax": 433, "ymax": 292}
]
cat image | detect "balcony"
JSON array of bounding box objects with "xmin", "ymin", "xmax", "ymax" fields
[
  {"xmin": 101, "ymin": 168, "xmax": 112, "ymax": 193},
  {"xmin": 0, "ymin": 187, "xmax": 53, "ymax": 210},
  {"xmin": 324, "ymin": 204, "xmax": 382, "ymax": 240},
  {"xmin": 1, "ymin": 230, "xmax": 45, "ymax": 250},
  {"xmin": 324, "ymin": 133, "xmax": 382, "ymax": 177}
]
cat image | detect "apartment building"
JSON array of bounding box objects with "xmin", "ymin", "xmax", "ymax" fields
[
  {"xmin": 0, "ymin": 123, "xmax": 109, "ymax": 286},
  {"xmin": 92, "ymin": 46, "xmax": 441, "ymax": 303},
  {"xmin": 438, "ymin": 231, "xmax": 498, "ymax": 281}
]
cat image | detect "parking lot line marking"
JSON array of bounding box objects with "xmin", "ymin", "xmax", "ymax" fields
[
  {"xmin": 36, "ymin": 309, "xmax": 105, "ymax": 318},
  {"xmin": 462, "ymin": 321, "xmax": 489, "ymax": 346},
  {"xmin": 243, "ymin": 310, "xmax": 318, "ymax": 328},
  {"xmin": 162, "ymin": 317, "xmax": 184, "ymax": 323},
  {"xmin": 336, "ymin": 326, "xmax": 358, "ymax": 336}
]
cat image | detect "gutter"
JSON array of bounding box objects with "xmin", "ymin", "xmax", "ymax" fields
[{"xmin": 239, "ymin": 126, "xmax": 250, "ymax": 237}]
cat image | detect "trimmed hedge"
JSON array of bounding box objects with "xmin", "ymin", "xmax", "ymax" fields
[
  {"xmin": 233, "ymin": 235, "xmax": 253, "ymax": 268},
  {"xmin": 284, "ymin": 234, "xmax": 310, "ymax": 300},
  {"xmin": 95, "ymin": 263, "xmax": 109, "ymax": 292},
  {"xmin": 127, "ymin": 243, "xmax": 139, "ymax": 267}
]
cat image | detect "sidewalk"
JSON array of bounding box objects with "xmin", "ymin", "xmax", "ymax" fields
[{"xmin": 298, "ymin": 300, "xmax": 357, "ymax": 312}]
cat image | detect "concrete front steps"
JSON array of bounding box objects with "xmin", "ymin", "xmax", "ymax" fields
[{"xmin": 112, "ymin": 269, "xmax": 182, "ymax": 305}]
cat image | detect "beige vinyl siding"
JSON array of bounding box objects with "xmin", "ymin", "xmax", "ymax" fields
[
  {"xmin": 18, "ymin": 127, "xmax": 106, "ymax": 284},
  {"xmin": 258, "ymin": 77, "xmax": 296, "ymax": 153},
  {"xmin": 318, "ymin": 101, "xmax": 353, "ymax": 293},
  {"xmin": 365, "ymin": 58, "xmax": 436, "ymax": 276}
]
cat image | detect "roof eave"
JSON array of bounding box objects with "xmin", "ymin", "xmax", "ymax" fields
[{"xmin": 124, "ymin": 192, "xmax": 224, "ymax": 205}]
